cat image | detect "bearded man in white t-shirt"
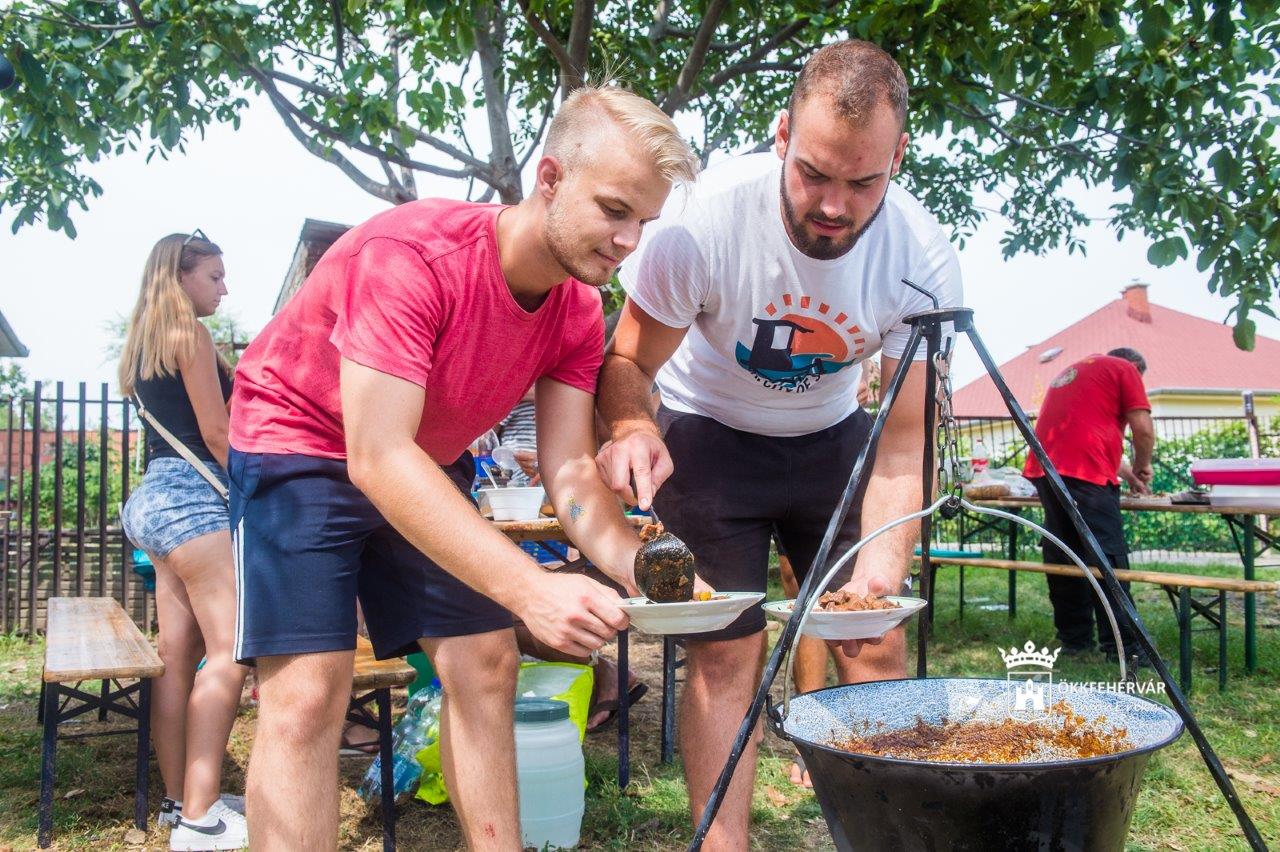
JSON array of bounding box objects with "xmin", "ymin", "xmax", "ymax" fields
[{"xmin": 596, "ymin": 40, "xmax": 963, "ymax": 848}]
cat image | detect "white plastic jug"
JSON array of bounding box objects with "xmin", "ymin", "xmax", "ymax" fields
[{"xmin": 515, "ymin": 698, "xmax": 584, "ymax": 850}]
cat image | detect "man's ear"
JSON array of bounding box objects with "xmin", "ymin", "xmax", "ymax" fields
[
  {"xmin": 535, "ymin": 155, "xmax": 565, "ymax": 201},
  {"xmin": 774, "ymin": 110, "xmax": 791, "ymax": 160}
]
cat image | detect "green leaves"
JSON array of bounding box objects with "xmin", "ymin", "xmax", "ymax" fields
[{"xmin": 2, "ymin": 0, "xmax": 1279, "ymax": 346}]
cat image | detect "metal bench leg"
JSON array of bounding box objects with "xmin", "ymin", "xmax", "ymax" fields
[
  {"xmin": 661, "ymin": 636, "xmax": 676, "ymax": 764},
  {"xmin": 36, "ymin": 680, "xmax": 44, "ymax": 723},
  {"xmin": 617, "ymin": 629, "xmax": 630, "ymax": 789},
  {"xmin": 375, "ymin": 688, "xmax": 395, "ymax": 852},
  {"xmin": 1007, "ymin": 522, "xmax": 1019, "ymax": 619},
  {"xmin": 38, "ymin": 683, "xmax": 59, "ymax": 848},
  {"xmin": 1218, "ymin": 592, "xmax": 1228, "ymax": 693},
  {"xmin": 1179, "ymin": 587, "xmax": 1192, "ymax": 694},
  {"xmin": 958, "ymin": 565, "xmax": 965, "ymax": 622},
  {"xmin": 135, "ymin": 679, "xmax": 151, "ymax": 830},
  {"xmin": 99, "ymin": 678, "xmax": 110, "ymax": 721}
]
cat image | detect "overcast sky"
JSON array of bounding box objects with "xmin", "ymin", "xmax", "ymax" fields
[{"xmin": 3, "ymin": 92, "xmax": 1277, "ymax": 401}]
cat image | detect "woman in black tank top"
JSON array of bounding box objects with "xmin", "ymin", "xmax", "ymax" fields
[{"xmin": 117, "ymin": 232, "xmax": 248, "ymax": 845}]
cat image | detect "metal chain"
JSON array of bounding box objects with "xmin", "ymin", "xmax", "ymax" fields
[{"xmin": 933, "ymin": 340, "xmax": 963, "ymax": 513}]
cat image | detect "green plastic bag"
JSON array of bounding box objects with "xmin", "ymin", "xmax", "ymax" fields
[{"xmin": 415, "ymin": 661, "xmax": 594, "ymax": 805}]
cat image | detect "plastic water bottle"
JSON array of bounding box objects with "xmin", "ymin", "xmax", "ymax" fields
[
  {"xmin": 359, "ymin": 683, "xmax": 442, "ymax": 803},
  {"xmin": 971, "ymin": 438, "xmax": 990, "ymax": 476},
  {"xmin": 515, "ymin": 698, "xmax": 584, "ymax": 850}
]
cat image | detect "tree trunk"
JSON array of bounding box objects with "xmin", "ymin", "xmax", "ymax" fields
[{"xmin": 475, "ymin": 4, "xmax": 523, "ymax": 203}]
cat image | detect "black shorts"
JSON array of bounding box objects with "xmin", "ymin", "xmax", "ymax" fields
[
  {"xmin": 230, "ymin": 449, "xmax": 513, "ymax": 664},
  {"xmin": 653, "ymin": 406, "xmax": 876, "ymax": 640}
]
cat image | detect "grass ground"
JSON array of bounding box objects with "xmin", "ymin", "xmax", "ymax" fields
[{"xmin": 0, "ymin": 561, "xmax": 1275, "ymax": 850}]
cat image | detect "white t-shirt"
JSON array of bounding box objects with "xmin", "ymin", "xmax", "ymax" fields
[{"xmin": 619, "ymin": 152, "xmax": 964, "ymax": 437}]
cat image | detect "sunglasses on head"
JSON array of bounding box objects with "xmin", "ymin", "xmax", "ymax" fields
[{"xmin": 182, "ymin": 228, "xmax": 210, "ymax": 247}]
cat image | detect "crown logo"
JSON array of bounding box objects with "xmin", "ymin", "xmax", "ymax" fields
[{"xmin": 1000, "ymin": 640, "xmax": 1061, "ymax": 670}]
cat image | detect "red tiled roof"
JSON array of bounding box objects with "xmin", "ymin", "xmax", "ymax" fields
[{"xmin": 952, "ymin": 289, "xmax": 1280, "ymax": 417}]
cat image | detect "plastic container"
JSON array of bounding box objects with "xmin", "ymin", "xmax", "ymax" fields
[
  {"xmin": 359, "ymin": 685, "xmax": 442, "ymax": 804},
  {"xmin": 487, "ymin": 486, "xmax": 546, "ymax": 521},
  {"xmin": 770, "ymin": 678, "xmax": 1182, "ymax": 851},
  {"xmin": 1207, "ymin": 484, "xmax": 1280, "ymax": 509},
  {"xmin": 1190, "ymin": 458, "xmax": 1280, "ymax": 486},
  {"xmin": 515, "ymin": 698, "xmax": 584, "ymax": 850}
]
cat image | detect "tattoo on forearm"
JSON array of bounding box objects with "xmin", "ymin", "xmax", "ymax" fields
[{"xmin": 568, "ymin": 496, "xmax": 585, "ymax": 522}]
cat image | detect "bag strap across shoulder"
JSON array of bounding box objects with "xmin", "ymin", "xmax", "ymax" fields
[{"xmin": 132, "ymin": 387, "xmax": 229, "ymax": 504}]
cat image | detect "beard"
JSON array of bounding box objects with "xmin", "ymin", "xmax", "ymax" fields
[
  {"xmin": 780, "ymin": 178, "xmax": 887, "ymax": 261},
  {"xmin": 544, "ymin": 201, "xmax": 611, "ymax": 287}
]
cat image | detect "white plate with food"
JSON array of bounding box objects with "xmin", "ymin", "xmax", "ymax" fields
[
  {"xmin": 762, "ymin": 593, "xmax": 926, "ymax": 641},
  {"xmin": 619, "ymin": 592, "xmax": 765, "ymax": 635}
]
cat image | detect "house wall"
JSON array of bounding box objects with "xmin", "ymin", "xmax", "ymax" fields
[{"xmin": 1147, "ymin": 392, "xmax": 1280, "ymax": 420}]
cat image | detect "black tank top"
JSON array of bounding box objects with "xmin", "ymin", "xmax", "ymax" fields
[{"xmin": 136, "ymin": 364, "xmax": 233, "ymax": 466}]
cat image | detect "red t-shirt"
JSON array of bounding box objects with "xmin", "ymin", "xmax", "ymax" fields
[
  {"xmin": 230, "ymin": 199, "xmax": 604, "ymax": 464},
  {"xmin": 1023, "ymin": 354, "xmax": 1151, "ymax": 486}
]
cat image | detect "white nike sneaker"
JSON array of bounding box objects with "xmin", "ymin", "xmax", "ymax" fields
[
  {"xmin": 168, "ymin": 800, "xmax": 248, "ymax": 851},
  {"xmin": 158, "ymin": 794, "xmax": 245, "ymax": 827}
]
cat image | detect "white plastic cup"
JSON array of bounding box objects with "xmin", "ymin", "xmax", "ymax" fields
[{"xmin": 487, "ymin": 486, "xmax": 545, "ymax": 521}]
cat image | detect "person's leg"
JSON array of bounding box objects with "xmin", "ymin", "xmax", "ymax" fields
[
  {"xmin": 1032, "ymin": 477, "xmax": 1097, "ymax": 650},
  {"xmin": 421, "ymin": 630, "xmax": 521, "ymax": 848},
  {"xmin": 777, "ymin": 548, "xmax": 831, "ymax": 695},
  {"xmin": 651, "ymin": 406, "xmax": 782, "ymax": 845},
  {"xmin": 681, "ymin": 632, "xmax": 766, "ymax": 851},
  {"xmin": 247, "ymin": 650, "xmax": 354, "ymax": 852},
  {"xmin": 149, "ymin": 555, "xmax": 204, "ymax": 802},
  {"xmin": 163, "ymin": 529, "xmax": 248, "ymax": 819}
]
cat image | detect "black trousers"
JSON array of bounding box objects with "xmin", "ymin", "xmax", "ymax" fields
[{"xmin": 1032, "ymin": 476, "xmax": 1137, "ymax": 652}]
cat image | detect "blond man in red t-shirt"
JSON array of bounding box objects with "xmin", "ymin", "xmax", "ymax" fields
[
  {"xmin": 1023, "ymin": 347, "xmax": 1156, "ymax": 661},
  {"xmin": 228, "ymin": 86, "xmax": 697, "ymax": 850}
]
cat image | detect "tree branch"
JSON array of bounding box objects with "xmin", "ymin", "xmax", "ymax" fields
[
  {"xmin": 518, "ymin": 86, "xmax": 559, "ymax": 172},
  {"xmin": 329, "ymin": 0, "xmax": 345, "ymax": 68},
  {"xmin": 661, "ymin": 0, "xmax": 730, "ymax": 113},
  {"xmin": 515, "ymin": 0, "xmax": 579, "ymax": 87},
  {"xmin": 246, "ymin": 67, "xmax": 479, "ymax": 180},
  {"xmin": 564, "ymin": 0, "xmax": 594, "ymax": 92},
  {"xmin": 475, "ymin": 3, "xmax": 522, "ymax": 202},
  {"xmin": 648, "ymin": 0, "xmax": 672, "ymax": 45},
  {"xmin": 122, "ymin": 0, "xmax": 157, "ymax": 29},
  {"xmin": 256, "ymin": 75, "xmax": 401, "ymax": 204}
]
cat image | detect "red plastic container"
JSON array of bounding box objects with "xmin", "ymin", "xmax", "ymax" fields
[{"xmin": 1190, "ymin": 458, "xmax": 1280, "ymax": 487}]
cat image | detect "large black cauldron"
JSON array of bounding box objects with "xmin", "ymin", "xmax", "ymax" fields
[{"xmin": 769, "ymin": 678, "xmax": 1183, "ymax": 851}]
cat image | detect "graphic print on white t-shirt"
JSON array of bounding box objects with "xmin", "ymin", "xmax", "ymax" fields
[
  {"xmin": 620, "ymin": 152, "xmax": 964, "ymax": 438},
  {"xmin": 734, "ymin": 292, "xmax": 869, "ymax": 393}
]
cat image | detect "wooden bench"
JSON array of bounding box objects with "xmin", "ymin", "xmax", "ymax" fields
[
  {"xmin": 348, "ymin": 635, "xmax": 416, "ymax": 852},
  {"xmin": 920, "ymin": 556, "xmax": 1280, "ymax": 693},
  {"xmin": 39, "ymin": 597, "xmax": 164, "ymax": 848}
]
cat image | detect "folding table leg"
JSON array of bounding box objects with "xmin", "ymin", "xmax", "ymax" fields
[
  {"xmin": 135, "ymin": 679, "xmax": 151, "ymax": 830},
  {"xmin": 617, "ymin": 629, "xmax": 630, "ymax": 789},
  {"xmin": 1218, "ymin": 592, "xmax": 1228, "ymax": 693},
  {"xmin": 1178, "ymin": 587, "xmax": 1192, "ymax": 694},
  {"xmin": 38, "ymin": 683, "xmax": 59, "ymax": 848},
  {"xmin": 375, "ymin": 688, "xmax": 395, "ymax": 852},
  {"xmin": 661, "ymin": 637, "xmax": 676, "ymax": 765}
]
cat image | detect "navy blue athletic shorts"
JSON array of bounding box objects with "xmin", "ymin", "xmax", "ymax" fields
[
  {"xmin": 653, "ymin": 405, "xmax": 880, "ymax": 641},
  {"xmin": 230, "ymin": 448, "xmax": 513, "ymax": 664}
]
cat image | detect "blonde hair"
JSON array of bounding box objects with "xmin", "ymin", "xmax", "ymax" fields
[
  {"xmin": 118, "ymin": 233, "xmax": 223, "ymax": 396},
  {"xmin": 544, "ymin": 83, "xmax": 699, "ymax": 185}
]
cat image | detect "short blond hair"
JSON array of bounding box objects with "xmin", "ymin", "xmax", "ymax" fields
[{"xmin": 545, "ymin": 84, "xmax": 698, "ymax": 185}]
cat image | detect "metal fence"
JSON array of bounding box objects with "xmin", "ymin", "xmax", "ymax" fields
[
  {"xmin": 943, "ymin": 414, "xmax": 1280, "ymax": 564},
  {"xmin": 0, "ymin": 382, "xmax": 146, "ymax": 635}
]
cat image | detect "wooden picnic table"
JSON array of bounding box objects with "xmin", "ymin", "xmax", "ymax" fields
[{"xmin": 960, "ymin": 495, "xmax": 1278, "ymax": 672}]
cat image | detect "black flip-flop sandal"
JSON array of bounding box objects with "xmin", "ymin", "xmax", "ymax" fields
[{"xmin": 587, "ymin": 682, "xmax": 650, "ymax": 733}]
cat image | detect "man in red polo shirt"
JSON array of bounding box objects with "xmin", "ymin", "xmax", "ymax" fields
[
  {"xmin": 1023, "ymin": 347, "xmax": 1155, "ymax": 660},
  {"xmin": 228, "ymin": 85, "xmax": 698, "ymax": 850}
]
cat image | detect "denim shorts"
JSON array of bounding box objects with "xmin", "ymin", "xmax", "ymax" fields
[{"xmin": 121, "ymin": 457, "xmax": 230, "ymax": 558}]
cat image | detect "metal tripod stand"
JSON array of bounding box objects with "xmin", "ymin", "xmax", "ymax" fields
[{"xmin": 689, "ymin": 303, "xmax": 1266, "ymax": 851}]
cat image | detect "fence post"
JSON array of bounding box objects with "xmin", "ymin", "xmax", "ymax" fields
[
  {"xmin": 76, "ymin": 383, "xmax": 86, "ymax": 597},
  {"xmin": 52, "ymin": 383, "xmax": 64, "ymax": 601},
  {"xmin": 15, "ymin": 398, "xmax": 26, "ymax": 634},
  {"xmin": 98, "ymin": 384, "xmax": 108, "ymax": 599},
  {"xmin": 120, "ymin": 398, "xmax": 131, "ymax": 615},
  {"xmin": 29, "ymin": 381, "xmax": 41, "ymax": 635}
]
